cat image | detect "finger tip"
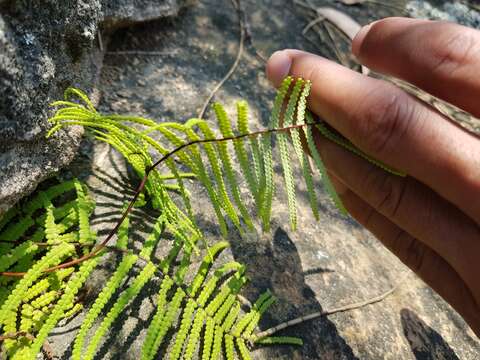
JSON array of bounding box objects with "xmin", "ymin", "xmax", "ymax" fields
[
  {"xmin": 352, "ymin": 23, "xmax": 373, "ymax": 58},
  {"xmin": 266, "ymin": 50, "xmax": 292, "ymax": 88}
]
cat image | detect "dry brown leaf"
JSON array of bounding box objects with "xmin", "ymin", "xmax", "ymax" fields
[
  {"xmin": 316, "ymin": 7, "xmax": 361, "ymax": 40},
  {"xmin": 315, "ymin": 7, "xmax": 370, "ymax": 75},
  {"xmin": 337, "ymin": 0, "xmax": 367, "ymax": 4}
]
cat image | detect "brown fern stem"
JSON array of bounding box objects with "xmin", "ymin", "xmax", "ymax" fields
[{"xmin": 0, "ymin": 122, "xmax": 316, "ymax": 277}]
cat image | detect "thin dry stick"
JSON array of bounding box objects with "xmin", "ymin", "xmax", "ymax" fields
[
  {"xmin": 197, "ymin": 0, "xmax": 245, "ymax": 119},
  {"xmin": 0, "ymin": 122, "xmax": 316, "ymax": 277},
  {"xmin": 105, "ymin": 50, "xmax": 172, "ymax": 56},
  {"xmin": 253, "ymin": 276, "xmax": 406, "ymax": 339},
  {"xmin": 0, "ymin": 331, "xmax": 34, "ymax": 342}
]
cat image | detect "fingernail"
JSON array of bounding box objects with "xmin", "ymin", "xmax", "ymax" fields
[
  {"xmin": 266, "ymin": 50, "xmax": 292, "ymax": 88},
  {"xmin": 352, "ymin": 22, "xmax": 373, "ymax": 57}
]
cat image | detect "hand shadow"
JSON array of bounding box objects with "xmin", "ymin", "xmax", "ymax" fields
[
  {"xmin": 230, "ymin": 227, "xmax": 359, "ymax": 360},
  {"xmin": 401, "ymin": 308, "xmax": 460, "ymax": 360}
]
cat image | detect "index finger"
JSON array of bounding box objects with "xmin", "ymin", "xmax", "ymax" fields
[{"xmin": 266, "ymin": 50, "xmax": 480, "ymax": 222}]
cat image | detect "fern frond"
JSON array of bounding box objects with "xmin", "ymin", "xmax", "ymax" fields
[
  {"xmin": 232, "ymin": 290, "xmax": 272, "ymax": 338},
  {"xmin": 277, "ymin": 78, "xmax": 304, "ymax": 230},
  {"xmin": 140, "ymin": 276, "xmax": 175, "ymax": 360},
  {"xmin": 143, "ymin": 287, "xmax": 186, "ymax": 360},
  {"xmin": 209, "ymin": 324, "xmax": 224, "ymax": 360},
  {"xmin": 225, "ymin": 334, "xmax": 235, "ymax": 360},
  {"xmin": 0, "ymin": 243, "xmax": 74, "ymax": 326},
  {"xmin": 234, "ymin": 101, "xmax": 260, "ymax": 208},
  {"xmin": 304, "ymin": 111, "xmax": 347, "ymax": 213},
  {"xmin": 28, "ymin": 257, "xmax": 99, "ymax": 359},
  {"xmin": 213, "ymin": 103, "xmax": 254, "ymax": 229},
  {"xmin": 201, "ymin": 316, "xmax": 216, "ymax": 360},
  {"xmin": 260, "ymin": 76, "xmax": 293, "ymax": 229},
  {"xmin": 83, "ymin": 261, "xmax": 156, "ymax": 360},
  {"xmin": 289, "ymin": 80, "xmax": 319, "ymax": 219},
  {"xmin": 169, "ymin": 298, "xmax": 197, "ymax": 360},
  {"xmin": 236, "ymin": 338, "xmax": 252, "ymax": 360},
  {"xmin": 183, "ymin": 307, "xmax": 206, "ymax": 360},
  {"xmin": 72, "ymin": 253, "xmax": 138, "ymax": 360}
]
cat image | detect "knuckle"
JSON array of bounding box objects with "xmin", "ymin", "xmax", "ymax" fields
[
  {"xmin": 429, "ymin": 26, "xmax": 479, "ymax": 76},
  {"xmin": 353, "ymin": 86, "xmax": 414, "ymax": 157},
  {"xmin": 401, "ymin": 235, "xmax": 428, "ymax": 273},
  {"xmin": 362, "ymin": 170, "xmax": 408, "ymax": 219}
]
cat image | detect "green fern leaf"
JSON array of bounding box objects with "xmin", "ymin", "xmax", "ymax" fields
[
  {"xmin": 260, "ymin": 76, "xmax": 293, "ymax": 230},
  {"xmin": 83, "ymin": 261, "xmax": 156, "ymax": 360}
]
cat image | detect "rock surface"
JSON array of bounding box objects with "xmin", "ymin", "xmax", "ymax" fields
[
  {"xmin": 0, "ymin": 0, "xmax": 192, "ymax": 215},
  {"xmin": 42, "ymin": 0, "xmax": 479, "ymax": 359}
]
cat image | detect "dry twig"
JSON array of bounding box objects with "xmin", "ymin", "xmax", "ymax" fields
[
  {"xmin": 253, "ymin": 275, "xmax": 407, "ymax": 339},
  {"xmin": 197, "ymin": 0, "xmax": 245, "ymax": 119}
]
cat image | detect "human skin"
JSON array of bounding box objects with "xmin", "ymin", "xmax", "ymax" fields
[{"xmin": 266, "ymin": 17, "xmax": 480, "ymax": 336}]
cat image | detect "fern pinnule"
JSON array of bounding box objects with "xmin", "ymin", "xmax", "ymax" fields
[
  {"xmin": 205, "ymin": 272, "xmax": 245, "ymax": 318},
  {"xmin": 234, "ymin": 101, "xmax": 261, "ymax": 210},
  {"xmin": 72, "ymin": 253, "xmax": 138, "ymax": 360},
  {"xmin": 212, "ymin": 275, "xmax": 247, "ymax": 324},
  {"xmin": 28, "ymin": 257, "xmax": 99, "ymax": 359},
  {"xmin": 169, "ymin": 298, "xmax": 197, "ymax": 360},
  {"xmin": 278, "ymin": 78, "xmax": 304, "ymax": 230},
  {"xmin": 185, "ymin": 118, "xmax": 242, "ymax": 231},
  {"xmin": 236, "ymin": 338, "xmax": 252, "ymax": 360},
  {"xmin": 0, "ymin": 216, "xmax": 35, "ymax": 242},
  {"xmin": 73, "ymin": 180, "xmax": 93, "ymax": 246},
  {"xmin": 223, "ymin": 301, "xmax": 240, "ymax": 332},
  {"xmin": 289, "ymin": 80, "xmax": 320, "ymax": 219},
  {"xmin": 225, "ymin": 333, "xmax": 235, "ymax": 360},
  {"xmin": 183, "ymin": 307, "xmax": 206, "ymax": 360},
  {"xmin": 209, "ymin": 324, "xmax": 224, "ymax": 360},
  {"xmin": 196, "ymin": 262, "xmax": 245, "ymax": 308},
  {"xmin": 0, "ymin": 243, "xmax": 74, "ymax": 326},
  {"xmin": 145, "ymin": 288, "xmax": 186, "ymax": 360},
  {"xmin": 231, "ymin": 290, "xmax": 272, "ymax": 338},
  {"xmin": 187, "ymin": 241, "xmax": 229, "ymax": 297},
  {"xmin": 304, "ymin": 111, "xmax": 347, "ymax": 213},
  {"xmin": 260, "ymin": 75, "xmax": 293, "ymax": 230},
  {"xmin": 201, "ymin": 316, "xmax": 216, "ymax": 360},
  {"xmin": 0, "ymin": 207, "xmax": 18, "ymax": 233},
  {"xmin": 175, "ymin": 243, "xmax": 194, "ymax": 283},
  {"xmin": 140, "ymin": 276, "xmax": 175, "ymax": 360},
  {"xmin": 23, "ymin": 181, "xmax": 76, "ymax": 216},
  {"xmin": 212, "ymin": 103, "xmax": 254, "ymax": 230},
  {"xmin": 0, "ymin": 241, "xmax": 39, "ymax": 273},
  {"xmin": 84, "ymin": 261, "xmax": 156, "ymax": 360},
  {"xmin": 242, "ymin": 293, "xmax": 276, "ymax": 338}
]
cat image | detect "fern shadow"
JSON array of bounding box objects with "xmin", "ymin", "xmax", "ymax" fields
[
  {"xmin": 401, "ymin": 308, "xmax": 460, "ymax": 360},
  {"xmin": 229, "ymin": 227, "xmax": 359, "ymax": 359}
]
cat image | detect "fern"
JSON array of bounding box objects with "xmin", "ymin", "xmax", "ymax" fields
[
  {"xmin": 0, "ymin": 76, "xmax": 404, "ymax": 359},
  {"xmin": 0, "ymin": 179, "xmax": 99, "ymax": 358}
]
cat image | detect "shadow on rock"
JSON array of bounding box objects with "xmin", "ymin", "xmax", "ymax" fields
[
  {"xmin": 230, "ymin": 227, "xmax": 358, "ymax": 360},
  {"xmin": 401, "ymin": 308, "xmax": 459, "ymax": 360}
]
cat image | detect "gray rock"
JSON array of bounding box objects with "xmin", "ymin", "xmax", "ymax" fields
[
  {"xmin": 407, "ymin": 1, "xmax": 480, "ymax": 28},
  {"xmin": 102, "ymin": 0, "xmax": 194, "ymax": 29},
  {"xmin": 0, "ymin": 0, "xmax": 192, "ymax": 216}
]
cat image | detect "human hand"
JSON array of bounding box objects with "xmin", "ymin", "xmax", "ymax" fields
[{"xmin": 266, "ymin": 17, "xmax": 480, "ymax": 336}]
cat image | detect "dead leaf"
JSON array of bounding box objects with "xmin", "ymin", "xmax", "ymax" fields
[
  {"xmin": 337, "ymin": 0, "xmax": 368, "ymax": 4},
  {"xmin": 315, "ymin": 7, "xmax": 370, "ymax": 75},
  {"xmin": 316, "ymin": 7, "xmax": 361, "ymax": 40}
]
